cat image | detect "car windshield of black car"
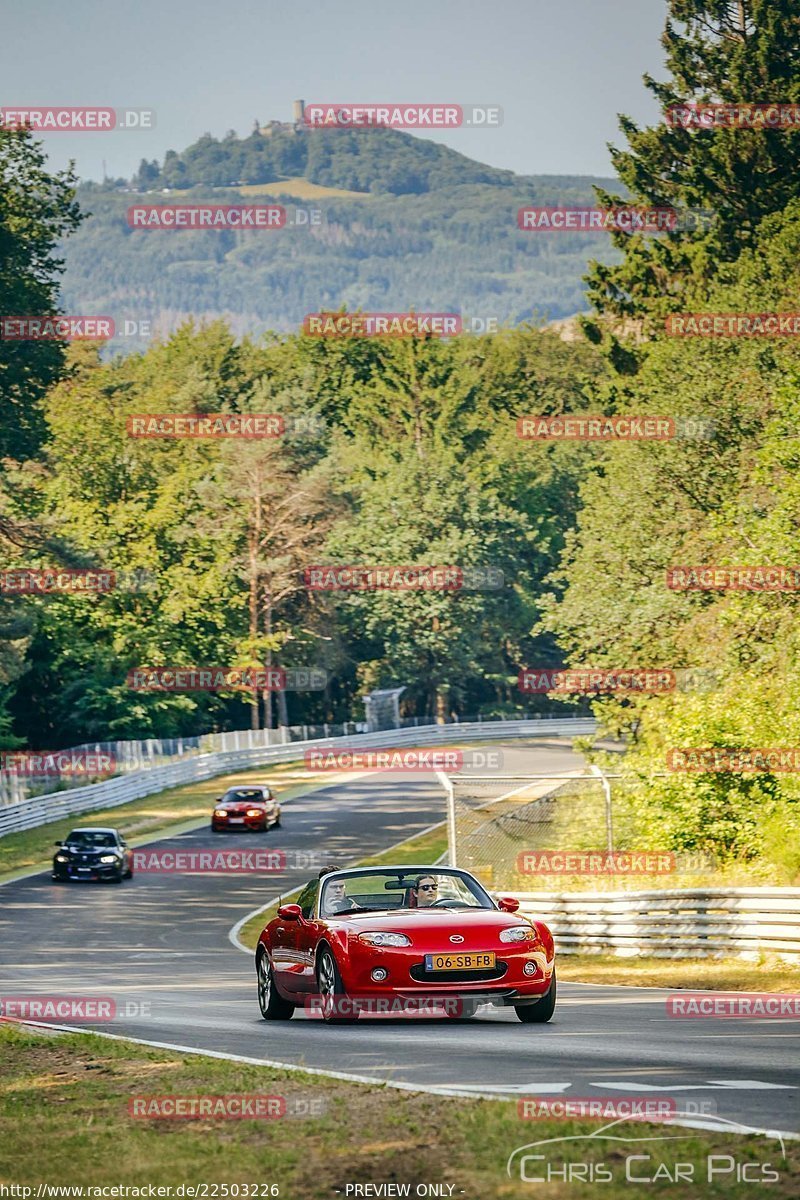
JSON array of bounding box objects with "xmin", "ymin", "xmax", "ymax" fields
[{"xmin": 66, "ymin": 832, "xmax": 117, "ymax": 848}]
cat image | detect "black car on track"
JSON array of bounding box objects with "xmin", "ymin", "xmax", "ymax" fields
[{"xmin": 52, "ymin": 827, "xmax": 133, "ymax": 884}]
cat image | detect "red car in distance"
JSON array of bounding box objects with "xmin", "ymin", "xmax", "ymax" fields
[
  {"xmin": 255, "ymin": 865, "xmax": 556, "ymax": 1024},
  {"xmin": 211, "ymin": 785, "xmax": 281, "ymax": 833}
]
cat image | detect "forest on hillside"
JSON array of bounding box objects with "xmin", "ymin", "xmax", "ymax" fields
[{"xmin": 62, "ymin": 172, "xmax": 623, "ymax": 346}]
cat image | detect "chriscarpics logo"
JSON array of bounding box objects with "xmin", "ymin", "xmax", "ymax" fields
[{"xmin": 506, "ymin": 1116, "xmax": 787, "ymax": 1185}]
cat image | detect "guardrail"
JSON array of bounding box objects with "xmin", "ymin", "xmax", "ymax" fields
[
  {"xmin": 516, "ymin": 888, "xmax": 800, "ymax": 961},
  {"xmin": 1, "ymin": 712, "xmax": 586, "ymax": 806},
  {"xmin": 0, "ymin": 724, "xmax": 366, "ymax": 807},
  {"xmin": 0, "ymin": 717, "xmax": 597, "ymax": 838}
]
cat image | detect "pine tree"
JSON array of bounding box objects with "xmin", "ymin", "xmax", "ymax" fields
[
  {"xmin": 0, "ymin": 127, "xmax": 82, "ymax": 459},
  {"xmin": 585, "ymin": 0, "xmax": 800, "ymax": 327}
]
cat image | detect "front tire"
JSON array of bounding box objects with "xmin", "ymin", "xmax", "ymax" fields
[
  {"xmin": 515, "ymin": 969, "xmax": 556, "ymax": 1023},
  {"xmin": 316, "ymin": 946, "xmax": 357, "ymax": 1023},
  {"xmin": 257, "ymin": 953, "xmax": 295, "ymax": 1020}
]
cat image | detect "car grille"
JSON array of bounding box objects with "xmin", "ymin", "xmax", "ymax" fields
[{"xmin": 409, "ymin": 963, "xmax": 508, "ymax": 983}]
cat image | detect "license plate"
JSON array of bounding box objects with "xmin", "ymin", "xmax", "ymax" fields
[
  {"xmin": 424, "ymin": 952, "xmax": 496, "ymax": 971},
  {"xmin": 228, "ymin": 817, "xmax": 245, "ymax": 824},
  {"xmin": 77, "ymin": 867, "xmax": 90, "ymax": 873}
]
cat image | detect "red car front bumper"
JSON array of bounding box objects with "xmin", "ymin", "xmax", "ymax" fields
[
  {"xmin": 334, "ymin": 939, "xmax": 554, "ymax": 1004},
  {"xmin": 212, "ymin": 812, "xmax": 268, "ymax": 831}
]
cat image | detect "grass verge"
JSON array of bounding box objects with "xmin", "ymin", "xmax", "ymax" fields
[{"xmin": 1, "ymin": 1023, "xmax": 796, "ymax": 1199}]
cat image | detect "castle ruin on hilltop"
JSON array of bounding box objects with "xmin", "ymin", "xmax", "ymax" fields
[{"xmin": 259, "ymin": 100, "xmax": 306, "ymax": 137}]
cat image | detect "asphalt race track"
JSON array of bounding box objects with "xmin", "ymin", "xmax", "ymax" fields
[{"xmin": 1, "ymin": 741, "xmax": 797, "ymax": 1138}]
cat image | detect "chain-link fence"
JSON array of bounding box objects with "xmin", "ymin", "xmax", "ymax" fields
[{"xmin": 442, "ymin": 771, "xmax": 720, "ymax": 892}]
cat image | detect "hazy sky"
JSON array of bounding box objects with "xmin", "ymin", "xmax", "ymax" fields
[{"xmin": 2, "ymin": 0, "xmax": 668, "ymax": 182}]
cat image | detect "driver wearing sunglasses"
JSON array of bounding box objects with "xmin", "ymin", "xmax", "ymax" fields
[{"xmin": 412, "ymin": 874, "xmax": 440, "ymax": 907}]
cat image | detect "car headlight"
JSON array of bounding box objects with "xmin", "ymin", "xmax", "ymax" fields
[
  {"xmin": 499, "ymin": 926, "xmax": 536, "ymax": 943},
  {"xmin": 99, "ymin": 854, "xmax": 119, "ymax": 864},
  {"xmin": 246, "ymin": 808, "xmax": 263, "ymax": 817},
  {"xmin": 215, "ymin": 809, "xmax": 228, "ymax": 816},
  {"xmin": 358, "ymin": 932, "xmax": 411, "ymax": 947},
  {"xmin": 55, "ymin": 854, "xmax": 69, "ymax": 863}
]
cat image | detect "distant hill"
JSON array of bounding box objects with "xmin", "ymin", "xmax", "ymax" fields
[
  {"xmin": 134, "ymin": 125, "xmax": 519, "ymax": 195},
  {"xmin": 60, "ymin": 125, "xmax": 622, "ymax": 352}
]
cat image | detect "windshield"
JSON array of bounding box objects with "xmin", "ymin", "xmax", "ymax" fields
[
  {"xmin": 223, "ymin": 788, "xmax": 265, "ymax": 803},
  {"xmin": 319, "ymin": 869, "xmax": 493, "ymax": 916},
  {"xmin": 65, "ymin": 831, "xmax": 117, "ymax": 849}
]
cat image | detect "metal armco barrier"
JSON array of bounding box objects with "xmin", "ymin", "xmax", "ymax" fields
[
  {"xmin": 0, "ymin": 717, "xmax": 597, "ymax": 838},
  {"xmin": 516, "ymin": 888, "xmax": 800, "ymax": 961}
]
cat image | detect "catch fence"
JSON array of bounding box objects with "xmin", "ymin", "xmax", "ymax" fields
[{"xmin": 441, "ymin": 770, "xmax": 726, "ymax": 892}]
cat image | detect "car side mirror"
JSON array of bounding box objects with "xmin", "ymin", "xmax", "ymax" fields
[
  {"xmin": 54, "ymin": 841, "xmax": 62, "ymax": 847},
  {"xmin": 498, "ymin": 895, "xmax": 520, "ymax": 913},
  {"xmin": 278, "ymin": 903, "xmax": 302, "ymax": 921},
  {"xmin": 120, "ymin": 839, "xmax": 128, "ymax": 848}
]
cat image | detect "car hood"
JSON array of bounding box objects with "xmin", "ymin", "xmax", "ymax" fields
[
  {"xmin": 325, "ymin": 908, "xmax": 532, "ymax": 934},
  {"xmin": 219, "ymin": 802, "xmax": 266, "ymax": 813},
  {"xmin": 61, "ymin": 845, "xmax": 118, "ymax": 855}
]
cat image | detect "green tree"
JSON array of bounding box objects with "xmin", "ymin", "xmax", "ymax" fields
[
  {"xmin": 12, "ymin": 325, "xmax": 338, "ymax": 743},
  {"xmin": 543, "ymin": 203, "xmax": 800, "ymax": 873},
  {"xmin": 315, "ymin": 330, "xmax": 603, "ymax": 719},
  {"xmin": 184, "ymin": 436, "xmax": 334, "ymax": 730},
  {"xmin": 0, "ymin": 127, "xmax": 82, "ymax": 743},
  {"xmin": 0, "ymin": 126, "xmax": 82, "ymax": 458}
]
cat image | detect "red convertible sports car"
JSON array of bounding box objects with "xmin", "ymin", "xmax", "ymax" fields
[
  {"xmin": 211, "ymin": 785, "xmax": 281, "ymax": 833},
  {"xmin": 255, "ymin": 865, "xmax": 556, "ymax": 1024}
]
